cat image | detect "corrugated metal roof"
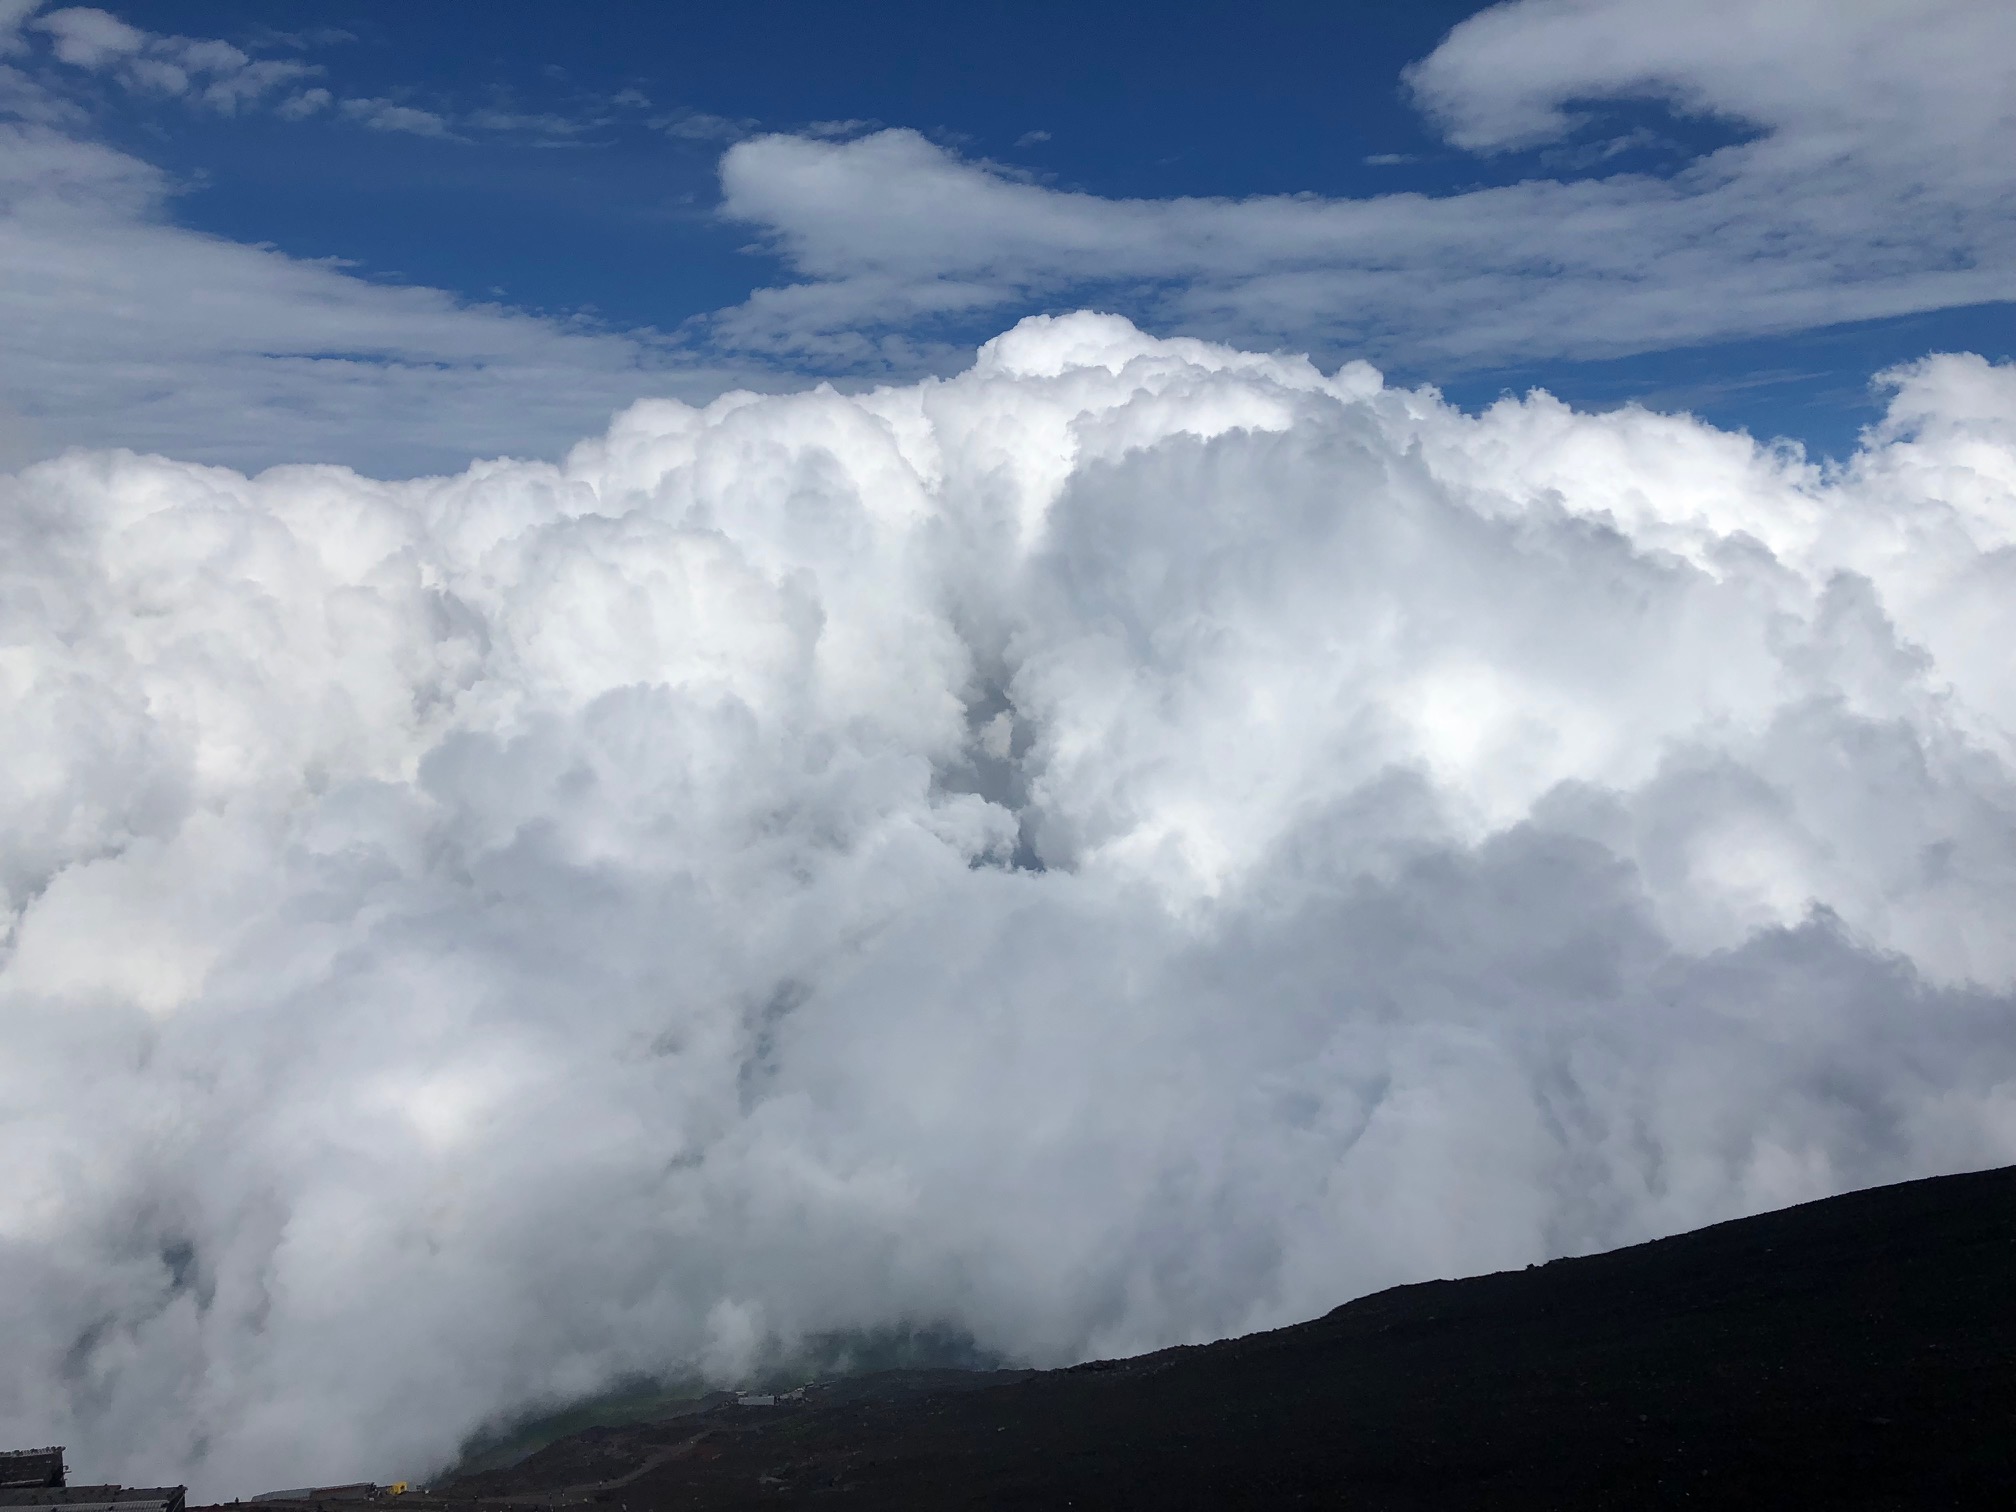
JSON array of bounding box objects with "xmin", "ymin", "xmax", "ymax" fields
[
  {"xmin": 1, "ymin": 1489, "xmax": 121, "ymax": 1505},
  {"xmin": 0, "ymin": 1486, "xmax": 182, "ymax": 1512},
  {"xmin": 249, "ymin": 1487, "xmax": 377, "ymax": 1504}
]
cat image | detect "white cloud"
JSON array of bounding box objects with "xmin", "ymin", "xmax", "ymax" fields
[
  {"xmin": 652, "ymin": 106, "xmax": 759, "ymax": 143},
  {"xmin": 29, "ymin": 5, "xmax": 311, "ymax": 108},
  {"xmin": 0, "ymin": 0, "xmax": 42, "ymax": 53},
  {"xmin": 0, "ymin": 117, "xmax": 764, "ymax": 475},
  {"xmin": 462, "ymin": 105, "xmax": 601, "ymax": 138},
  {"xmin": 2, "ymin": 314, "xmax": 2013, "ymax": 1495},
  {"xmin": 0, "ymin": 13, "xmax": 788, "ymax": 476},
  {"xmin": 32, "ymin": 6, "xmax": 142, "ymax": 69},
  {"xmin": 708, "ymin": 0, "xmax": 2015, "ymax": 368},
  {"xmin": 339, "ymin": 96, "xmax": 452, "ymax": 138},
  {"xmin": 274, "ymin": 85, "xmax": 330, "ymax": 121},
  {"xmin": 199, "ymin": 58, "xmax": 313, "ymax": 115},
  {"xmin": 13, "ymin": 5, "xmax": 747, "ymax": 150},
  {"xmin": 1404, "ymin": 0, "xmax": 1984, "ymax": 153},
  {"xmin": 0, "ymin": 2, "xmax": 2012, "ymax": 1478}
]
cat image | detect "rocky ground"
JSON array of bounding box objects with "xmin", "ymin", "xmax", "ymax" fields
[{"xmin": 221, "ymin": 1163, "xmax": 2016, "ymax": 1509}]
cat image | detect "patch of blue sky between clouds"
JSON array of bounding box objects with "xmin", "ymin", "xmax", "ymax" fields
[{"xmin": 0, "ymin": 0, "xmax": 2010, "ymax": 472}]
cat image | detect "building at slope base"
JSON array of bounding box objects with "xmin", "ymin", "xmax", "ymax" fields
[{"xmin": 0, "ymin": 1450, "xmax": 182, "ymax": 1512}]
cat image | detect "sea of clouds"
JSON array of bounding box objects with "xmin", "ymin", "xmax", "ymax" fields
[{"xmin": 3, "ymin": 314, "xmax": 2015, "ymax": 1493}]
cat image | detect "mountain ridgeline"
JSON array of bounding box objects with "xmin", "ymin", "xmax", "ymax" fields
[{"xmin": 226, "ymin": 1165, "xmax": 2016, "ymax": 1509}]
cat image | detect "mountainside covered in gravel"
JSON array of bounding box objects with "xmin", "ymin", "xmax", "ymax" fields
[{"xmin": 220, "ymin": 1163, "xmax": 2016, "ymax": 1509}]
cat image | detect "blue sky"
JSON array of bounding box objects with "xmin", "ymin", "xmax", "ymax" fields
[
  {"xmin": 112, "ymin": 0, "xmax": 1495, "ymax": 323},
  {"xmin": 1, "ymin": 0, "xmax": 2011, "ymax": 471}
]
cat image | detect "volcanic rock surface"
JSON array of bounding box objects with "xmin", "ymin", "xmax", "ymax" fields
[{"xmin": 228, "ymin": 1165, "xmax": 2016, "ymax": 1509}]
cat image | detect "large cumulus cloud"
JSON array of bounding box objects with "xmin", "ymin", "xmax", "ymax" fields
[{"xmin": 3, "ymin": 314, "xmax": 2015, "ymax": 1493}]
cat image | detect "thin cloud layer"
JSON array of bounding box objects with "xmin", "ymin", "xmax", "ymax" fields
[
  {"xmin": 3, "ymin": 315, "xmax": 2014, "ymax": 1494},
  {"xmin": 5, "ymin": 0, "xmax": 2011, "ymax": 473},
  {"xmin": 27, "ymin": 4, "xmax": 315, "ymax": 110},
  {"xmin": 16, "ymin": 5, "xmax": 569, "ymax": 136},
  {"xmin": 712, "ymin": 0, "xmax": 2015, "ymax": 366},
  {"xmin": 0, "ymin": 117, "xmax": 753, "ymax": 476},
  {"xmin": 0, "ymin": 4, "xmax": 753, "ymax": 476}
]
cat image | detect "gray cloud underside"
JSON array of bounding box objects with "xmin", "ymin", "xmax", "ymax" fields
[{"xmin": 3, "ymin": 314, "xmax": 2015, "ymax": 1495}]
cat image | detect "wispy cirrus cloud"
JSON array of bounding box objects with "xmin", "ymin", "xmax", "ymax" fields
[
  {"xmin": 649, "ymin": 105, "xmax": 761, "ymax": 144},
  {"xmin": 14, "ymin": 3, "xmax": 666, "ymax": 144},
  {"xmin": 28, "ymin": 3, "xmax": 316, "ymax": 112},
  {"xmin": 2, "ymin": 0, "xmax": 2011, "ymax": 473},
  {"xmin": 0, "ymin": 114, "xmax": 762, "ymax": 475},
  {"xmin": 706, "ymin": 0, "xmax": 2015, "ymax": 372},
  {"xmin": 0, "ymin": 3, "xmax": 775, "ymax": 473},
  {"xmin": 339, "ymin": 94, "xmax": 454, "ymax": 138}
]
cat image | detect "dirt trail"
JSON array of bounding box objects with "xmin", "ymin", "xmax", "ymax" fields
[{"xmin": 491, "ymin": 1432, "xmax": 710, "ymax": 1506}]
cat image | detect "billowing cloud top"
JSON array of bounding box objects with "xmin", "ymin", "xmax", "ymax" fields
[{"xmin": 3, "ymin": 315, "xmax": 2016, "ymax": 1493}]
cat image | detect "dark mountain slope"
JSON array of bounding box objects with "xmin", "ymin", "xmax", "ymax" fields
[{"xmin": 243, "ymin": 1163, "xmax": 2016, "ymax": 1509}]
